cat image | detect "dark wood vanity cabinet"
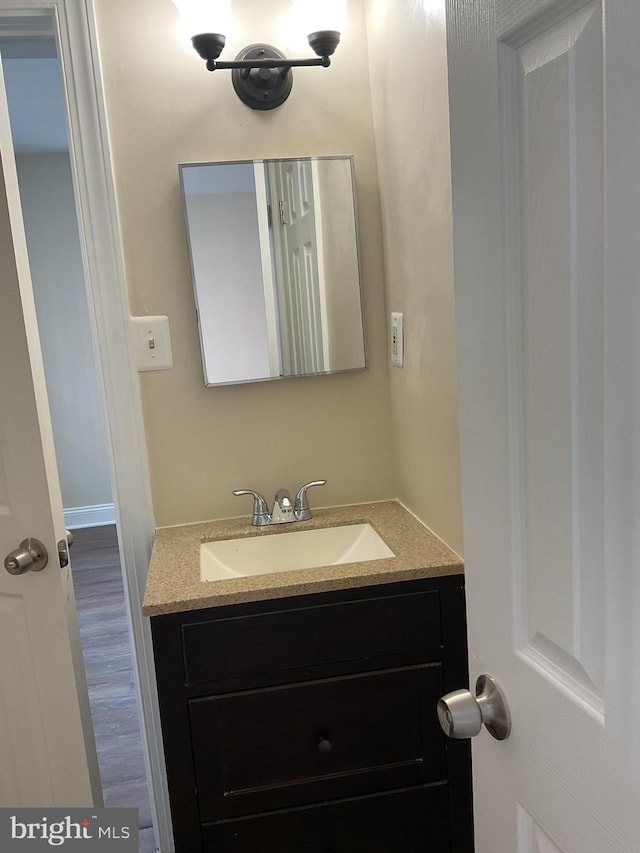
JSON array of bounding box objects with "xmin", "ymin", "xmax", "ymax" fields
[{"xmin": 150, "ymin": 575, "xmax": 473, "ymax": 852}]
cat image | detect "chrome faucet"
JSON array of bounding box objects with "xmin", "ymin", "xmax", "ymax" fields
[
  {"xmin": 233, "ymin": 480, "xmax": 327, "ymax": 526},
  {"xmin": 271, "ymin": 489, "xmax": 295, "ymax": 524}
]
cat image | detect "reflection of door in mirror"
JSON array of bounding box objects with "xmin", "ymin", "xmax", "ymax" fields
[
  {"xmin": 267, "ymin": 159, "xmax": 325, "ymax": 376},
  {"xmin": 253, "ymin": 163, "xmax": 282, "ymax": 378}
]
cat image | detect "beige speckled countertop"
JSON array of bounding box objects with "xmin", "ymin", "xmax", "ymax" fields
[{"xmin": 143, "ymin": 501, "xmax": 463, "ymax": 616}]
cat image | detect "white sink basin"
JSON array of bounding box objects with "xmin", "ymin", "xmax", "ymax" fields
[{"xmin": 200, "ymin": 523, "xmax": 395, "ymax": 581}]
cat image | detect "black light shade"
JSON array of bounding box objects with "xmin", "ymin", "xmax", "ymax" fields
[
  {"xmin": 307, "ymin": 30, "xmax": 340, "ymax": 58},
  {"xmin": 191, "ymin": 32, "xmax": 226, "ymax": 68}
]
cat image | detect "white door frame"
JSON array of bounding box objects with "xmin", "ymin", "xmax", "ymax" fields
[
  {"xmin": 1, "ymin": 1, "xmax": 171, "ymax": 849},
  {"xmin": 253, "ymin": 161, "xmax": 282, "ymax": 378}
]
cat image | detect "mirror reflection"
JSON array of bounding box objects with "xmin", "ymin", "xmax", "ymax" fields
[{"xmin": 180, "ymin": 156, "xmax": 366, "ymax": 386}]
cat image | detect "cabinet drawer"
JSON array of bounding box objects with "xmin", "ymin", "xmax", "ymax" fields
[
  {"xmin": 190, "ymin": 664, "xmax": 445, "ymax": 820},
  {"xmin": 181, "ymin": 589, "xmax": 442, "ymax": 686},
  {"xmin": 201, "ymin": 784, "xmax": 451, "ymax": 853}
]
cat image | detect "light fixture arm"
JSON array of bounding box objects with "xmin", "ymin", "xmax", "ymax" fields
[{"xmin": 208, "ymin": 55, "xmax": 331, "ymax": 71}]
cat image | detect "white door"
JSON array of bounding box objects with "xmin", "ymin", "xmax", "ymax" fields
[
  {"xmin": 446, "ymin": 0, "xmax": 640, "ymax": 851},
  {"xmin": 0, "ymin": 59, "xmax": 100, "ymax": 807},
  {"xmin": 268, "ymin": 159, "xmax": 324, "ymax": 375}
]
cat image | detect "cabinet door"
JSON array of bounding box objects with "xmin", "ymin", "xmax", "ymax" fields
[
  {"xmin": 201, "ymin": 785, "xmax": 451, "ymax": 853},
  {"xmin": 190, "ymin": 664, "xmax": 445, "ymax": 819}
]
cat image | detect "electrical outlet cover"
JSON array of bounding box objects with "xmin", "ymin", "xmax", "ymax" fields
[{"xmin": 391, "ymin": 312, "xmax": 404, "ymax": 367}]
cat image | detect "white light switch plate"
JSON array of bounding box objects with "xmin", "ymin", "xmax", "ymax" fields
[
  {"xmin": 391, "ymin": 312, "xmax": 404, "ymax": 367},
  {"xmin": 131, "ymin": 315, "xmax": 173, "ymax": 371}
]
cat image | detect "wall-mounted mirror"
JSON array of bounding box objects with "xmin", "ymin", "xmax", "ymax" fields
[{"xmin": 179, "ymin": 156, "xmax": 366, "ymax": 386}]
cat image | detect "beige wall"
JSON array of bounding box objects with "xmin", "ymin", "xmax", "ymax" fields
[
  {"xmin": 95, "ymin": 0, "xmax": 396, "ymax": 527},
  {"xmin": 365, "ymin": 0, "xmax": 464, "ymax": 554}
]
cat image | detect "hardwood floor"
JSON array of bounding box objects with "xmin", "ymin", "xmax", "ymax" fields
[{"xmin": 71, "ymin": 525, "xmax": 156, "ymax": 853}]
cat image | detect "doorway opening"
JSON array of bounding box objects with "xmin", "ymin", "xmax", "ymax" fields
[
  {"xmin": 71, "ymin": 526, "xmax": 155, "ymax": 852},
  {"xmin": 0, "ymin": 14, "xmax": 156, "ymax": 851}
]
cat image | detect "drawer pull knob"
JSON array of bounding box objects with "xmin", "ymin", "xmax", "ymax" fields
[{"xmin": 316, "ymin": 737, "xmax": 333, "ymax": 753}]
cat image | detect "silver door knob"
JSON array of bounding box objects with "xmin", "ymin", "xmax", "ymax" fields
[
  {"xmin": 4, "ymin": 538, "xmax": 49, "ymax": 575},
  {"xmin": 438, "ymin": 674, "xmax": 511, "ymax": 741}
]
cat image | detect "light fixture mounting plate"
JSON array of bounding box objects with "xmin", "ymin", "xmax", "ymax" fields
[{"xmin": 231, "ymin": 44, "xmax": 293, "ymax": 110}]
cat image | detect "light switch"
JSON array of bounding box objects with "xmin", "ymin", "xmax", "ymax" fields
[{"xmin": 131, "ymin": 316, "xmax": 173, "ymax": 371}]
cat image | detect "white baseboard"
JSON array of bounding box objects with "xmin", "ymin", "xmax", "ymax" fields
[{"xmin": 64, "ymin": 502, "xmax": 116, "ymax": 529}]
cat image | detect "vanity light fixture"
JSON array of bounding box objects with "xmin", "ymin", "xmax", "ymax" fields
[{"xmin": 172, "ymin": 0, "xmax": 346, "ymax": 110}]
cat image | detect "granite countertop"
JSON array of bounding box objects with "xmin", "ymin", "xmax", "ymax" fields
[{"xmin": 143, "ymin": 500, "xmax": 463, "ymax": 616}]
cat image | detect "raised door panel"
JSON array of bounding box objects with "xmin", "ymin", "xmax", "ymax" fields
[
  {"xmin": 275, "ymin": 159, "xmax": 323, "ymax": 374},
  {"xmin": 499, "ymin": 1, "xmax": 605, "ymax": 709},
  {"xmin": 518, "ymin": 804, "xmax": 566, "ymax": 853}
]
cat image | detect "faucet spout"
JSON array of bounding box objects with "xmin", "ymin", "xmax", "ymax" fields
[{"xmin": 270, "ymin": 489, "xmax": 294, "ymax": 524}]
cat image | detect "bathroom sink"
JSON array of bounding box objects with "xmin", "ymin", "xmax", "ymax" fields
[{"xmin": 200, "ymin": 523, "xmax": 395, "ymax": 581}]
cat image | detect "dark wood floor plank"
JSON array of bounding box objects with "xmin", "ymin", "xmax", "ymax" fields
[{"xmin": 71, "ymin": 525, "xmax": 154, "ymax": 847}]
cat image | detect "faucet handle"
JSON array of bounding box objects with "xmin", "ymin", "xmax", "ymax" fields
[
  {"xmin": 232, "ymin": 489, "xmax": 270, "ymax": 526},
  {"xmin": 294, "ymin": 480, "xmax": 327, "ymax": 521}
]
